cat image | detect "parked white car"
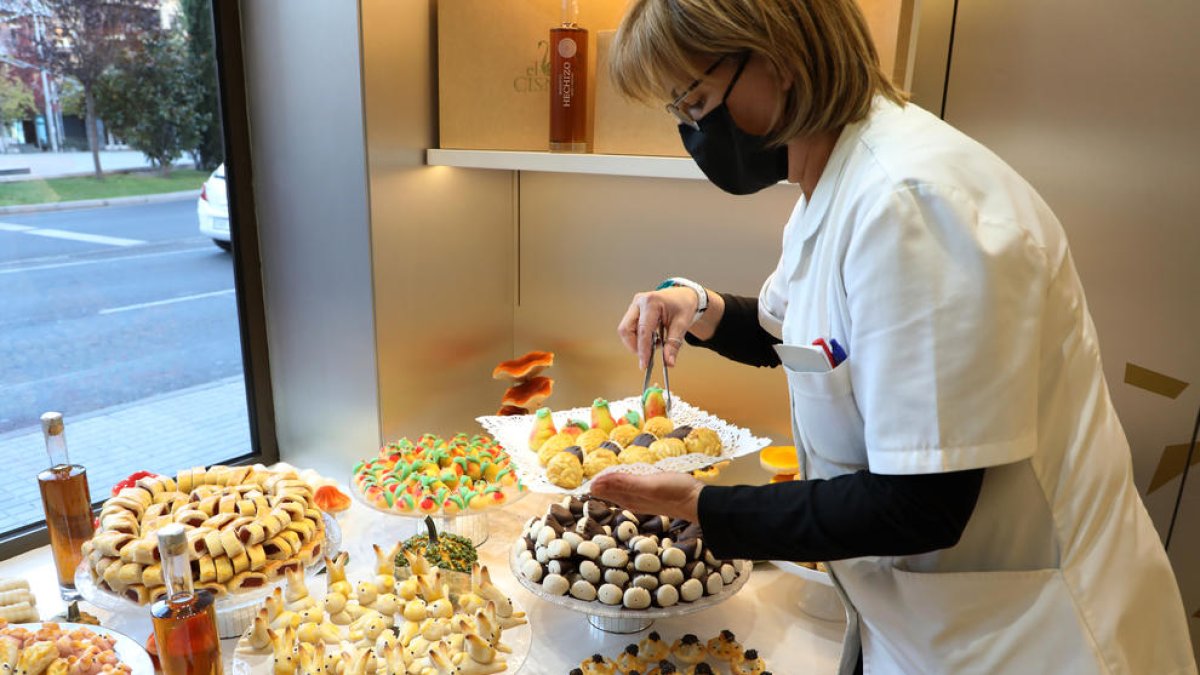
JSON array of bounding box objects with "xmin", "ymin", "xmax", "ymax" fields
[{"xmin": 197, "ymin": 164, "xmax": 230, "ymax": 251}]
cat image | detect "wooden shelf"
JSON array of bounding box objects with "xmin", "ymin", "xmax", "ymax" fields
[{"xmin": 426, "ymin": 149, "xmax": 705, "ymax": 180}]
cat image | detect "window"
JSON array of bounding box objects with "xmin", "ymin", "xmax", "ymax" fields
[{"xmin": 0, "ymin": 0, "xmax": 273, "ymax": 550}]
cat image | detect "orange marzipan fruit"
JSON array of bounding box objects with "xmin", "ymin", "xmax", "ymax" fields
[{"xmin": 759, "ymin": 446, "xmax": 800, "ymax": 474}]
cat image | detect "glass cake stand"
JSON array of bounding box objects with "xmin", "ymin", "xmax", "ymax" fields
[
  {"xmin": 509, "ymin": 547, "xmax": 752, "ymax": 634},
  {"xmin": 76, "ymin": 513, "xmax": 341, "ymax": 639},
  {"xmin": 349, "ymin": 475, "xmax": 527, "ymax": 547},
  {"xmin": 228, "ymin": 595, "xmax": 533, "ymax": 674}
]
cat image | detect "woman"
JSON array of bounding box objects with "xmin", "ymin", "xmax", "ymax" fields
[{"xmin": 590, "ymin": 1, "xmax": 1197, "ymax": 673}]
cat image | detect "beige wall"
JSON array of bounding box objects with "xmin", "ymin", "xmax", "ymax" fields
[{"xmin": 937, "ymin": 0, "xmax": 1200, "ymax": 655}]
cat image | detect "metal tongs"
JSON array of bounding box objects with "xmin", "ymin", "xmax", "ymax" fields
[{"xmin": 641, "ymin": 324, "xmax": 673, "ymax": 415}]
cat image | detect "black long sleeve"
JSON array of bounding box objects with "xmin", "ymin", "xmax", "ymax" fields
[
  {"xmin": 698, "ymin": 468, "xmax": 985, "ymax": 562},
  {"xmin": 684, "ymin": 292, "xmax": 781, "ymax": 368}
]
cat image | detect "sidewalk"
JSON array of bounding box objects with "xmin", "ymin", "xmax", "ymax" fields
[
  {"xmin": 0, "ymin": 150, "xmax": 169, "ymax": 183},
  {"xmin": 0, "ymin": 377, "xmax": 252, "ymax": 534}
]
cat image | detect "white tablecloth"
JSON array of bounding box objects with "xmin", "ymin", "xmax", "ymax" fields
[{"xmin": 0, "ymin": 490, "xmax": 844, "ymax": 673}]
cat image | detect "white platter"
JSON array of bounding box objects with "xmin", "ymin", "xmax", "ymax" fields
[
  {"xmin": 9, "ymin": 622, "xmax": 154, "ymax": 674},
  {"xmin": 227, "ymin": 596, "xmax": 533, "ymax": 674},
  {"xmin": 510, "ymin": 546, "xmax": 752, "ymax": 634},
  {"xmin": 477, "ymin": 396, "xmax": 771, "ymax": 494}
]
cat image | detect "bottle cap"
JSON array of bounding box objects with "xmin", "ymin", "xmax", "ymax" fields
[
  {"xmin": 157, "ymin": 523, "xmax": 188, "ymax": 557},
  {"xmin": 40, "ymin": 412, "xmax": 64, "ymax": 436}
]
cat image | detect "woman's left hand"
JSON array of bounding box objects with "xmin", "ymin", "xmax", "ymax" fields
[{"xmin": 591, "ymin": 472, "xmax": 705, "ymax": 523}]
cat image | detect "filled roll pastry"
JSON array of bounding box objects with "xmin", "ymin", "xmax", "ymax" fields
[
  {"xmin": 173, "ymin": 509, "xmax": 208, "ymax": 529},
  {"xmin": 100, "ymin": 512, "xmax": 139, "ymax": 536},
  {"xmin": 135, "ymin": 475, "xmax": 168, "ymax": 498},
  {"xmin": 265, "ymin": 512, "xmax": 290, "ymax": 539},
  {"xmin": 230, "ymin": 550, "xmax": 251, "ymax": 574},
  {"xmin": 92, "ymin": 532, "xmax": 135, "ymax": 557},
  {"xmin": 142, "ymin": 564, "xmax": 163, "ymax": 588},
  {"xmin": 141, "ymin": 502, "xmax": 173, "ymax": 521},
  {"xmin": 219, "ymin": 522, "xmax": 249, "ymax": 559},
  {"xmin": 263, "ymin": 534, "xmax": 296, "ymax": 560},
  {"xmin": 223, "ymin": 466, "xmax": 251, "ymax": 486},
  {"xmin": 116, "ymin": 486, "xmax": 153, "ymax": 509},
  {"xmin": 186, "ymin": 527, "xmax": 213, "ymax": 559},
  {"xmin": 276, "ymin": 501, "xmax": 305, "ymax": 522},
  {"xmin": 218, "ymin": 495, "xmax": 239, "ymax": 514},
  {"xmin": 197, "ymin": 556, "xmax": 217, "ymax": 583},
  {"xmin": 197, "ymin": 582, "xmax": 227, "ymax": 598},
  {"xmin": 196, "ymin": 495, "xmax": 221, "ymax": 517},
  {"xmin": 229, "ymin": 571, "xmax": 269, "ymax": 591},
  {"xmin": 286, "ymin": 519, "xmax": 317, "ymax": 540},
  {"xmin": 102, "ymin": 558, "xmax": 127, "ymax": 592},
  {"xmin": 298, "ymin": 541, "xmax": 324, "ymax": 567},
  {"xmin": 116, "ymin": 562, "xmax": 145, "ymax": 586},
  {"xmin": 238, "ymin": 521, "xmax": 268, "ymax": 546},
  {"xmin": 216, "ymin": 556, "xmax": 235, "ymax": 584},
  {"xmin": 202, "ymin": 512, "xmax": 237, "ymax": 531},
  {"xmin": 122, "ymin": 584, "xmax": 152, "ymax": 604},
  {"xmin": 202, "ymin": 529, "xmax": 227, "ymax": 558},
  {"xmin": 246, "ymin": 544, "xmax": 267, "ymax": 570},
  {"xmin": 126, "ymin": 535, "xmax": 159, "ymax": 562}
]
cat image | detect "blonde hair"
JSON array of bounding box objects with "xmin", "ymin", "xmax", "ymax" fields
[{"xmin": 610, "ymin": 0, "xmax": 907, "ymax": 144}]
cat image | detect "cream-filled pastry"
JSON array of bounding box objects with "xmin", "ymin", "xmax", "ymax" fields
[
  {"xmin": 706, "ymin": 630, "xmax": 742, "ymax": 661},
  {"xmin": 638, "ymin": 632, "xmax": 670, "ymax": 662},
  {"xmin": 671, "ymin": 634, "xmax": 707, "ymax": 664},
  {"xmin": 580, "ymin": 653, "xmax": 618, "ymax": 675},
  {"xmin": 731, "ymin": 649, "xmax": 767, "ymax": 675},
  {"xmin": 645, "ymin": 660, "xmax": 677, "ymax": 675},
  {"xmin": 615, "ymin": 643, "xmax": 644, "ymax": 674}
]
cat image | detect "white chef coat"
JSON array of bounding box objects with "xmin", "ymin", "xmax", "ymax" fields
[{"xmin": 758, "ymin": 97, "xmax": 1197, "ymax": 674}]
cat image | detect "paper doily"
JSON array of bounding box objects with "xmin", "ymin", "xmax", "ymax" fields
[{"xmin": 477, "ymin": 396, "xmax": 771, "ymax": 494}]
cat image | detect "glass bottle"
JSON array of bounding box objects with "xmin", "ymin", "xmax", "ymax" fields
[
  {"xmin": 550, "ymin": 0, "xmax": 589, "ymax": 152},
  {"xmin": 37, "ymin": 412, "xmax": 94, "ymax": 601},
  {"xmin": 151, "ymin": 524, "xmax": 223, "ymax": 675}
]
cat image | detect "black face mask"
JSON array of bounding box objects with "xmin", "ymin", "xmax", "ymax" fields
[{"xmin": 679, "ymin": 56, "xmax": 789, "ymax": 195}]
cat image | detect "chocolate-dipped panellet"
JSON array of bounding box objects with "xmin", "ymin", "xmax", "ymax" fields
[
  {"xmin": 615, "ymin": 520, "xmax": 639, "ymax": 543},
  {"xmin": 611, "ymin": 509, "xmax": 638, "ymax": 528},
  {"xmin": 522, "ymin": 534, "xmax": 536, "ymax": 551},
  {"xmin": 543, "ymin": 518, "xmax": 567, "ymax": 536},
  {"xmin": 684, "ymin": 560, "xmax": 708, "ymax": 580},
  {"xmin": 582, "ymin": 498, "xmax": 609, "ymax": 518},
  {"xmin": 576, "ymin": 517, "xmax": 607, "ymax": 539},
  {"xmin": 666, "ymin": 425, "xmax": 694, "ymax": 440},
  {"xmin": 640, "ymin": 515, "xmax": 670, "ymax": 535},
  {"xmin": 669, "ymin": 517, "xmax": 692, "ymax": 534},
  {"xmin": 568, "ymin": 497, "xmax": 586, "ymax": 515},
  {"xmin": 548, "ymin": 503, "xmax": 574, "ymax": 526},
  {"xmin": 675, "ymin": 536, "xmax": 704, "ymax": 562},
  {"xmin": 548, "ymin": 558, "xmax": 578, "ymax": 576},
  {"xmin": 598, "ymin": 440, "xmax": 624, "ymax": 454},
  {"xmin": 630, "ymin": 433, "xmax": 657, "ymax": 447},
  {"xmin": 565, "ymin": 445, "xmax": 585, "ymax": 462}
]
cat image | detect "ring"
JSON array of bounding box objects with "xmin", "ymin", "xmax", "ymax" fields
[{"xmin": 666, "ymin": 337, "xmax": 684, "ymax": 345}]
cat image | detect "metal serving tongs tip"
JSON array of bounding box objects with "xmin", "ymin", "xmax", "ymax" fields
[{"xmin": 641, "ymin": 325, "xmax": 673, "ymax": 416}]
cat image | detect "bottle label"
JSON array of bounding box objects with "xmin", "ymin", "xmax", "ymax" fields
[{"xmin": 557, "ymin": 38, "xmax": 578, "ymax": 59}]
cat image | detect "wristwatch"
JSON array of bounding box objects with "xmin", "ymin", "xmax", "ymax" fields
[{"xmin": 655, "ymin": 277, "xmax": 709, "ymax": 326}]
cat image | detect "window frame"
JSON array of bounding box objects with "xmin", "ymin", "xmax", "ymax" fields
[{"xmin": 0, "ymin": 0, "xmax": 277, "ymax": 559}]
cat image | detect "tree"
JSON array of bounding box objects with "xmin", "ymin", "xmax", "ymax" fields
[
  {"xmin": 0, "ymin": 65, "xmax": 37, "ymax": 150},
  {"xmin": 18, "ymin": 0, "xmax": 160, "ymax": 178},
  {"xmin": 96, "ymin": 31, "xmax": 207, "ymax": 177},
  {"xmin": 179, "ymin": 0, "xmax": 222, "ymax": 170}
]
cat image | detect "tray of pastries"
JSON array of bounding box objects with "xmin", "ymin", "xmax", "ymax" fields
[
  {"xmin": 231, "ymin": 541, "xmax": 530, "ymax": 674},
  {"xmin": 572, "ymin": 629, "xmax": 772, "ymax": 675},
  {"xmin": 351, "ymin": 433, "xmax": 527, "ymax": 516},
  {"xmin": 510, "ymin": 495, "xmax": 750, "ymax": 633},
  {"xmin": 78, "ymin": 465, "xmax": 335, "ymax": 609},
  {"xmin": 477, "ymin": 392, "xmax": 770, "ymax": 494}
]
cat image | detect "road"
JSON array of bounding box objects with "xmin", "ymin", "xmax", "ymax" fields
[{"xmin": 0, "ymin": 199, "xmax": 244, "ymax": 433}]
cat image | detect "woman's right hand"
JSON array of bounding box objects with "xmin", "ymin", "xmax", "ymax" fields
[{"xmin": 617, "ymin": 287, "xmax": 699, "ymax": 369}]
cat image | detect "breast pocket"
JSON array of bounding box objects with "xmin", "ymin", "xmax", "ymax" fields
[{"xmin": 775, "ymin": 344, "xmax": 868, "ymax": 474}]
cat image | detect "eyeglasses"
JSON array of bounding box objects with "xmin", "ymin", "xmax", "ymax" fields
[{"xmin": 665, "ymin": 55, "xmax": 730, "ymax": 130}]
